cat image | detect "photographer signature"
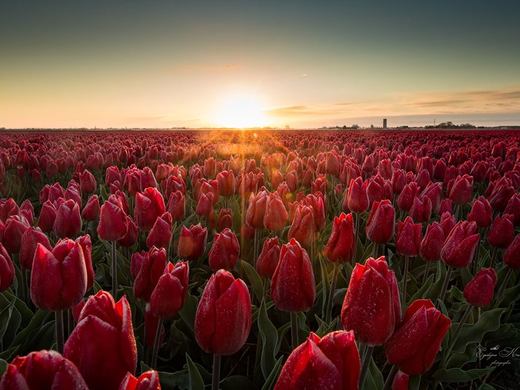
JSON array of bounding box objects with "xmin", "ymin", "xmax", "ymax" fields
[{"xmin": 476, "ymin": 344, "xmax": 520, "ymax": 366}]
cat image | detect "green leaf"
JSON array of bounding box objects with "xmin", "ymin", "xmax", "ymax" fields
[
  {"xmin": 221, "ymin": 375, "xmax": 256, "ymax": 390},
  {"xmin": 186, "ymin": 353, "xmax": 204, "ymax": 390},
  {"xmin": 258, "ymin": 300, "xmax": 279, "ymax": 380},
  {"xmin": 261, "ymin": 356, "xmax": 283, "ymax": 390},
  {"xmin": 364, "ymin": 357, "xmax": 384, "ymax": 390},
  {"xmin": 0, "ymin": 359, "xmax": 7, "ymax": 377},
  {"xmin": 240, "ymin": 260, "xmax": 264, "ymax": 302},
  {"xmin": 179, "ymin": 294, "xmax": 198, "ymax": 334},
  {"xmin": 409, "ymin": 375, "xmax": 421, "ymax": 390},
  {"xmin": 433, "ymin": 367, "xmax": 493, "ymax": 382},
  {"xmin": 454, "ymin": 308, "xmax": 505, "ymax": 352}
]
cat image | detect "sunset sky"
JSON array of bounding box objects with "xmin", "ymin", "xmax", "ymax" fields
[{"xmin": 1, "ymin": 0, "xmax": 520, "ymax": 129}]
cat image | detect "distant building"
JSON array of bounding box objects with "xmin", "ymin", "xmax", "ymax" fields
[{"xmin": 383, "ymin": 118, "xmax": 387, "ymax": 128}]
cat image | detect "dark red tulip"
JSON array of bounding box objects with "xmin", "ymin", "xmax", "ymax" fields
[
  {"xmin": 409, "ymin": 195, "xmax": 432, "ymax": 223},
  {"xmin": 82, "ymin": 194, "xmax": 100, "ymax": 221},
  {"xmin": 274, "ymin": 331, "xmax": 360, "ymax": 390},
  {"xmin": 449, "ymin": 174, "xmax": 473, "ymax": 205},
  {"xmin": 38, "ymin": 200, "xmax": 57, "ymax": 233},
  {"xmin": 19, "ymin": 227, "xmax": 52, "ymax": 270},
  {"xmin": 133, "ymin": 247, "xmax": 167, "ymax": 301},
  {"xmin": 396, "ymin": 216, "xmax": 422, "ymax": 257},
  {"xmin": 134, "ymin": 187, "xmax": 166, "ymax": 231},
  {"xmin": 0, "ymin": 243, "xmax": 15, "ymax": 292},
  {"xmin": 31, "ymin": 240, "xmax": 87, "ymax": 311},
  {"xmin": 144, "ymin": 303, "xmax": 164, "ymax": 348},
  {"xmin": 288, "ymin": 204, "xmax": 315, "ymax": 249},
  {"xmin": 64, "ymin": 291, "xmax": 137, "ymax": 390},
  {"xmin": 118, "ymin": 216, "xmax": 138, "ymax": 247},
  {"xmin": 217, "ymin": 208, "xmax": 233, "ymax": 231},
  {"xmin": 392, "ymin": 371, "xmax": 409, "ymax": 390},
  {"xmin": 246, "ymin": 190, "xmax": 268, "ymax": 229},
  {"xmin": 0, "ymin": 350, "xmax": 88, "ymax": 390},
  {"xmin": 3, "ymin": 215, "xmax": 30, "ymax": 254},
  {"xmin": 439, "ymin": 198, "xmax": 453, "ymax": 215},
  {"xmin": 341, "ymin": 256, "xmax": 400, "ymax": 345},
  {"xmin": 467, "ymin": 196, "xmax": 493, "ymax": 228},
  {"xmin": 256, "ymin": 237, "xmax": 281, "ymax": 279},
  {"xmin": 397, "ymin": 182, "xmax": 419, "ymax": 212},
  {"xmin": 167, "ymin": 190, "xmax": 185, "ymax": 222},
  {"xmin": 487, "ymin": 214, "xmax": 514, "ymax": 248},
  {"xmin": 150, "ymin": 261, "xmax": 189, "ymax": 319},
  {"xmin": 53, "ymin": 199, "xmax": 82, "ymax": 238},
  {"xmin": 504, "ymin": 193, "xmax": 520, "ymax": 226},
  {"xmin": 79, "ymin": 169, "xmax": 97, "ymax": 194},
  {"xmin": 119, "ymin": 370, "xmax": 161, "ymax": 390},
  {"xmin": 194, "ymin": 269, "xmax": 252, "ymax": 355},
  {"xmin": 366, "ymin": 199, "xmax": 395, "ymax": 244},
  {"xmin": 208, "ymin": 228, "xmax": 240, "ymax": 271},
  {"xmin": 420, "ymin": 222, "xmax": 445, "ymax": 262},
  {"xmin": 441, "ymin": 221, "xmax": 479, "ymax": 268},
  {"xmin": 76, "ymin": 235, "xmax": 95, "ymax": 290},
  {"xmin": 439, "ymin": 211, "xmax": 456, "ymax": 236},
  {"xmin": 97, "ymin": 198, "xmax": 128, "ymax": 241},
  {"xmin": 195, "ymin": 191, "xmax": 213, "ymax": 217},
  {"xmin": 146, "ymin": 212, "xmax": 173, "ymax": 249},
  {"xmin": 216, "ymin": 170, "xmax": 235, "ymax": 196},
  {"xmin": 324, "ymin": 212, "xmax": 355, "ymax": 263},
  {"xmin": 271, "ymin": 238, "xmax": 315, "ymax": 312},
  {"xmin": 504, "ymin": 234, "xmax": 520, "ymax": 268},
  {"xmin": 264, "ymin": 192, "xmax": 288, "ymax": 231},
  {"xmin": 177, "ymin": 224, "xmax": 207, "ymax": 261},
  {"xmin": 463, "ymin": 268, "xmax": 497, "ymax": 307},
  {"xmin": 385, "ymin": 299, "xmax": 451, "ymax": 375}
]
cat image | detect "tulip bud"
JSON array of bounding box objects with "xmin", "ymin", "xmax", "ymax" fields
[
  {"xmin": 216, "ymin": 170, "xmax": 235, "ymax": 196},
  {"xmin": 467, "ymin": 196, "xmax": 493, "ymax": 228},
  {"xmin": 504, "ymin": 193, "xmax": 520, "ymax": 226},
  {"xmin": 288, "ymin": 204, "xmax": 315, "ymax": 249},
  {"xmin": 439, "ymin": 211, "xmax": 456, "ymax": 236},
  {"xmin": 64, "ymin": 291, "xmax": 137, "ymax": 390},
  {"xmin": 167, "ymin": 190, "xmax": 185, "ymax": 222},
  {"xmin": 217, "ymin": 208, "xmax": 233, "ymax": 231},
  {"xmin": 195, "ymin": 270, "xmax": 252, "ymax": 355},
  {"xmin": 397, "ymin": 182, "xmax": 419, "ymax": 212},
  {"xmin": 264, "ymin": 193, "xmax": 288, "ymax": 231},
  {"xmin": 392, "ymin": 371, "xmax": 409, "ymax": 390},
  {"xmin": 76, "ymin": 235, "xmax": 95, "ymax": 290},
  {"xmin": 3, "ymin": 215, "xmax": 30, "ymax": 254},
  {"xmin": 396, "ymin": 217, "xmax": 422, "ymax": 257},
  {"xmin": 463, "ymin": 268, "xmax": 497, "ymax": 307},
  {"xmin": 385, "ymin": 299, "xmax": 451, "ymax": 375},
  {"xmin": 135, "ymin": 187, "xmax": 166, "ymax": 231},
  {"xmin": 98, "ymin": 198, "xmax": 128, "ymax": 241},
  {"xmin": 208, "ymin": 228, "xmax": 240, "ymax": 271},
  {"xmin": 79, "ymin": 169, "xmax": 97, "ymax": 194},
  {"xmin": 409, "ymin": 195, "xmax": 432, "ymax": 223},
  {"xmin": 134, "ymin": 247, "xmax": 167, "ymax": 301},
  {"xmin": 0, "ymin": 350, "xmax": 88, "ymax": 390},
  {"xmin": 177, "ymin": 224, "xmax": 208, "ymax": 261},
  {"xmin": 441, "ymin": 221, "xmax": 479, "ymax": 268},
  {"xmin": 0, "ymin": 243, "xmax": 15, "ymax": 292},
  {"xmin": 246, "ymin": 190, "xmax": 268, "ymax": 229},
  {"xmin": 31, "ymin": 240, "xmax": 87, "ymax": 311},
  {"xmin": 420, "ymin": 222, "xmax": 445, "ymax": 262},
  {"xmin": 195, "ymin": 192, "xmax": 214, "ymax": 217},
  {"xmin": 53, "ymin": 199, "xmax": 82, "ymax": 238},
  {"xmin": 119, "ymin": 370, "xmax": 161, "ymax": 390},
  {"xmin": 256, "ymin": 237, "xmax": 281, "ymax": 279},
  {"xmin": 144, "ymin": 303, "xmax": 165, "ymax": 348},
  {"xmin": 366, "ymin": 199, "xmax": 395, "ymax": 244},
  {"xmin": 118, "ymin": 216, "xmax": 138, "ymax": 247},
  {"xmin": 324, "ymin": 213, "xmax": 355, "ymax": 263},
  {"xmin": 487, "ymin": 214, "xmax": 514, "ymax": 248},
  {"xmin": 146, "ymin": 212, "xmax": 173, "ymax": 249},
  {"xmin": 504, "ymin": 234, "xmax": 520, "ymax": 268},
  {"xmin": 274, "ymin": 331, "xmax": 360, "ymax": 390},
  {"xmin": 341, "ymin": 256, "xmax": 400, "ymax": 345},
  {"xmin": 38, "ymin": 200, "xmax": 57, "ymax": 233},
  {"xmin": 449, "ymin": 174, "xmax": 473, "ymax": 205},
  {"xmin": 272, "ymin": 238, "xmax": 316, "ymax": 312},
  {"xmin": 19, "ymin": 227, "xmax": 52, "ymax": 270},
  {"xmin": 82, "ymin": 194, "xmax": 100, "ymax": 221},
  {"xmin": 150, "ymin": 261, "xmax": 189, "ymax": 319}
]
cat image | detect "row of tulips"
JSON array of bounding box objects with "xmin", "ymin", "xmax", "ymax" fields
[{"xmin": 0, "ymin": 129, "xmax": 519, "ymax": 390}]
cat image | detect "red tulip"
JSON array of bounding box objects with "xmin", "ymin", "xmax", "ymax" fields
[
  {"xmin": 30, "ymin": 240, "xmax": 87, "ymax": 311},
  {"xmin": 274, "ymin": 331, "xmax": 360, "ymax": 390},
  {"xmin": 324, "ymin": 212, "xmax": 355, "ymax": 263},
  {"xmin": 264, "ymin": 193, "xmax": 288, "ymax": 231},
  {"xmin": 119, "ymin": 370, "xmax": 161, "ymax": 390},
  {"xmin": 439, "ymin": 211, "xmax": 456, "ymax": 236},
  {"xmin": 3, "ymin": 215, "xmax": 30, "ymax": 253},
  {"xmin": 133, "ymin": 247, "xmax": 167, "ymax": 301},
  {"xmin": 441, "ymin": 221, "xmax": 479, "ymax": 268},
  {"xmin": 177, "ymin": 224, "xmax": 207, "ymax": 261},
  {"xmin": 216, "ymin": 170, "xmax": 235, "ymax": 196},
  {"xmin": 246, "ymin": 190, "xmax": 268, "ymax": 229},
  {"xmin": 366, "ymin": 199, "xmax": 395, "ymax": 244},
  {"xmin": 146, "ymin": 212, "xmax": 173, "ymax": 249},
  {"xmin": 19, "ymin": 227, "xmax": 52, "ymax": 270},
  {"xmin": 397, "ymin": 182, "xmax": 419, "ymax": 212},
  {"xmin": 217, "ymin": 208, "xmax": 233, "ymax": 231},
  {"xmin": 271, "ymin": 238, "xmax": 315, "ymax": 312},
  {"xmin": 385, "ymin": 299, "xmax": 451, "ymax": 375},
  {"xmin": 487, "ymin": 214, "xmax": 514, "ymax": 248},
  {"xmin": 64, "ymin": 291, "xmax": 137, "ymax": 390},
  {"xmin": 53, "ymin": 199, "xmax": 82, "ymax": 238},
  {"xmin": 467, "ymin": 196, "xmax": 493, "ymax": 228},
  {"xmin": 194, "ymin": 269, "xmax": 252, "ymax": 355},
  {"xmin": 208, "ymin": 228, "xmax": 240, "ymax": 271},
  {"xmin": 392, "ymin": 371, "xmax": 409, "ymax": 390},
  {"xmin": 0, "ymin": 350, "xmax": 88, "ymax": 390},
  {"xmin": 98, "ymin": 198, "xmax": 128, "ymax": 241},
  {"xmin": 256, "ymin": 237, "xmax": 281, "ymax": 279},
  {"xmin": 341, "ymin": 256, "xmax": 400, "ymax": 345},
  {"xmin": 134, "ymin": 187, "xmax": 166, "ymax": 231},
  {"xmin": 82, "ymin": 194, "xmax": 100, "ymax": 221},
  {"xmin": 144, "ymin": 303, "xmax": 165, "ymax": 348},
  {"xmin": 449, "ymin": 174, "xmax": 473, "ymax": 205},
  {"xmin": 118, "ymin": 216, "xmax": 139, "ymax": 247},
  {"xmin": 167, "ymin": 190, "xmax": 185, "ymax": 222},
  {"xmin": 195, "ymin": 191, "xmax": 213, "ymax": 217},
  {"xmin": 409, "ymin": 195, "xmax": 432, "ymax": 223},
  {"xmin": 79, "ymin": 169, "xmax": 97, "ymax": 194},
  {"xmin": 504, "ymin": 193, "xmax": 520, "ymax": 226},
  {"xmin": 396, "ymin": 216, "xmax": 422, "ymax": 257},
  {"xmin": 463, "ymin": 268, "xmax": 497, "ymax": 307},
  {"xmin": 288, "ymin": 204, "xmax": 315, "ymax": 249},
  {"xmin": 420, "ymin": 222, "xmax": 445, "ymax": 262},
  {"xmin": 38, "ymin": 200, "xmax": 57, "ymax": 233},
  {"xmin": 0, "ymin": 243, "xmax": 15, "ymax": 292},
  {"xmin": 76, "ymin": 235, "xmax": 95, "ymax": 290},
  {"xmin": 504, "ymin": 234, "xmax": 520, "ymax": 268},
  {"xmin": 150, "ymin": 261, "xmax": 189, "ymax": 319}
]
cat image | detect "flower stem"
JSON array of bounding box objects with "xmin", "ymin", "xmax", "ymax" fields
[
  {"xmin": 212, "ymin": 353, "xmax": 221, "ymax": 390},
  {"xmin": 151, "ymin": 318, "xmax": 162, "ymax": 368},
  {"xmin": 382, "ymin": 364, "xmax": 398, "ymax": 390},
  {"xmin": 111, "ymin": 240, "xmax": 118, "ymax": 298},
  {"xmin": 55, "ymin": 310, "xmax": 64, "ymax": 353},
  {"xmin": 290, "ymin": 312, "xmax": 299, "ymax": 349},
  {"xmin": 438, "ymin": 265, "xmax": 453, "ymax": 304},
  {"xmin": 496, "ymin": 267, "xmax": 513, "ymax": 303},
  {"xmin": 402, "ymin": 256, "xmax": 410, "ymax": 305},
  {"xmin": 326, "ymin": 264, "xmax": 340, "ymax": 323},
  {"xmin": 359, "ymin": 345, "xmax": 374, "ymax": 389},
  {"xmin": 443, "ymin": 304, "xmax": 472, "ymax": 365}
]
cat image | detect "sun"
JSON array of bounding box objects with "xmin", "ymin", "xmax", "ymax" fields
[{"xmin": 213, "ymin": 92, "xmax": 270, "ymax": 128}]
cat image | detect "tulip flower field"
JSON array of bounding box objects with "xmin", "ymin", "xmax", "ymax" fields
[{"xmin": 0, "ymin": 129, "xmax": 519, "ymax": 389}]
